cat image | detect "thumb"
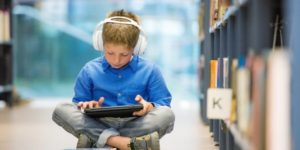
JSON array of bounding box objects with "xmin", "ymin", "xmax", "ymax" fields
[
  {"xmin": 135, "ymin": 95, "xmax": 144, "ymax": 103},
  {"xmin": 98, "ymin": 97, "xmax": 104, "ymax": 105},
  {"xmin": 135, "ymin": 95, "xmax": 141, "ymax": 101}
]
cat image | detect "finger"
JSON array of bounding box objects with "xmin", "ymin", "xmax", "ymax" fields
[
  {"xmin": 98, "ymin": 97, "xmax": 104, "ymax": 106},
  {"xmin": 88, "ymin": 102, "xmax": 94, "ymax": 109},
  {"xmin": 92, "ymin": 101, "xmax": 98, "ymax": 108},
  {"xmin": 135, "ymin": 95, "xmax": 145, "ymax": 103},
  {"xmin": 133, "ymin": 109, "xmax": 141, "ymax": 116},
  {"xmin": 135, "ymin": 103, "xmax": 147, "ymax": 115},
  {"xmin": 82, "ymin": 102, "xmax": 88, "ymax": 109},
  {"xmin": 95, "ymin": 101, "xmax": 100, "ymax": 108},
  {"xmin": 135, "ymin": 95, "xmax": 142, "ymax": 102},
  {"xmin": 133, "ymin": 112, "xmax": 140, "ymax": 116},
  {"xmin": 77, "ymin": 102, "xmax": 83, "ymax": 108},
  {"xmin": 133, "ymin": 109, "xmax": 145, "ymax": 116}
]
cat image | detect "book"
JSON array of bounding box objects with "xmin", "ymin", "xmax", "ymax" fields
[
  {"xmin": 223, "ymin": 57, "xmax": 229, "ymax": 88},
  {"xmin": 266, "ymin": 50, "xmax": 291, "ymax": 150},
  {"xmin": 218, "ymin": 0, "xmax": 230, "ymax": 19},
  {"xmin": 4, "ymin": 10, "xmax": 10, "ymax": 42},
  {"xmin": 230, "ymin": 58, "xmax": 238, "ymax": 123},
  {"xmin": 217, "ymin": 58, "xmax": 223, "ymax": 88},
  {"xmin": 249, "ymin": 55, "xmax": 267, "ymax": 150},
  {"xmin": 0, "ymin": 10, "xmax": 10, "ymax": 43},
  {"xmin": 236, "ymin": 57, "xmax": 250, "ymax": 136},
  {"xmin": 198, "ymin": 55, "xmax": 205, "ymax": 92},
  {"xmin": 198, "ymin": 1, "xmax": 205, "ymax": 40},
  {"xmin": 0, "ymin": 10, "xmax": 4, "ymax": 42},
  {"xmin": 210, "ymin": 60, "xmax": 218, "ymax": 88},
  {"xmin": 210, "ymin": 0, "xmax": 219, "ymax": 27}
]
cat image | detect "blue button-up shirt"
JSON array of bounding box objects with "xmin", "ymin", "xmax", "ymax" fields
[{"xmin": 72, "ymin": 55, "xmax": 172, "ymax": 107}]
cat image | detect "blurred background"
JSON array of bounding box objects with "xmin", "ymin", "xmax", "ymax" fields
[
  {"xmin": 1, "ymin": 0, "xmax": 300, "ymax": 150},
  {"xmin": 12, "ymin": 0, "xmax": 199, "ymax": 99},
  {"xmin": 1, "ymin": 0, "xmax": 217, "ymax": 150}
]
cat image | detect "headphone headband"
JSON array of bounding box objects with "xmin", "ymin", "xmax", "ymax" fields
[
  {"xmin": 100, "ymin": 16, "xmax": 142, "ymax": 30},
  {"xmin": 92, "ymin": 16, "xmax": 147, "ymax": 55}
]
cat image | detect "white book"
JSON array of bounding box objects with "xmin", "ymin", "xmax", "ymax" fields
[
  {"xmin": 223, "ymin": 57, "xmax": 229, "ymax": 88},
  {"xmin": 4, "ymin": 10, "xmax": 10, "ymax": 42},
  {"xmin": 266, "ymin": 50, "xmax": 291, "ymax": 150},
  {"xmin": 237, "ymin": 67, "xmax": 250, "ymax": 135}
]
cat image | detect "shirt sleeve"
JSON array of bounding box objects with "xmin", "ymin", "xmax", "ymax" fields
[
  {"xmin": 72, "ymin": 66, "xmax": 93, "ymax": 103},
  {"xmin": 147, "ymin": 65, "xmax": 172, "ymax": 107}
]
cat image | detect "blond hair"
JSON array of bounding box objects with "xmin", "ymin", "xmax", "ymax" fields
[{"xmin": 102, "ymin": 10, "xmax": 141, "ymax": 50}]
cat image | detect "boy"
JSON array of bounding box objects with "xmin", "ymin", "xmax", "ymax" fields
[{"xmin": 52, "ymin": 10, "xmax": 175, "ymax": 150}]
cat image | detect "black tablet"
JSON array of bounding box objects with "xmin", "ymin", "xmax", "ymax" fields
[{"xmin": 84, "ymin": 105, "xmax": 143, "ymax": 118}]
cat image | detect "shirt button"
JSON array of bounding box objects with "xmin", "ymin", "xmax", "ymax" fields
[
  {"xmin": 117, "ymin": 93, "xmax": 122, "ymax": 97},
  {"xmin": 118, "ymin": 75, "xmax": 122, "ymax": 78}
]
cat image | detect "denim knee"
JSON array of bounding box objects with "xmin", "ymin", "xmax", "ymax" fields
[
  {"xmin": 53, "ymin": 102, "xmax": 72, "ymax": 121},
  {"xmin": 157, "ymin": 106, "xmax": 175, "ymax": 124},
  {"xmin": 154, "ymin": 106, "xmax": 175, "ymax": 136},
  {"xmin": 52, "ymin": 102, "xmax": 81, "ymax": 137}
]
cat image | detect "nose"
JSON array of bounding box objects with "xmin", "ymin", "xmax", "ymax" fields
[{"xmin": 113, "ymin": 56, "xmax": 121, "ymax": 64}]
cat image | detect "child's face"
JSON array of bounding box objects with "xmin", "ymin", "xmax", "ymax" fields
[{"xmin": 104, "ymin": 43, "xmax": 133, "ymax": 69}]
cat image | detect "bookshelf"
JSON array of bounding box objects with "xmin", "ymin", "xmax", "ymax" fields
[
  {"xmin": 198, "ymin": 0, "xmax": 296, "ymax": 149},
  {"xmin": 0, "ymin": 0, "xmax": 13, "ymax": 107}
]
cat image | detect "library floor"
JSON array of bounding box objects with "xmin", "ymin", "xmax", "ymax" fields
[{"xmin": 0, "ymin": 98, "xmax": 218, "ymax": 150}]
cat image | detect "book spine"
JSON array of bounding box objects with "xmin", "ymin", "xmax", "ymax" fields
[
  {"xmin": 266, "ymin": 51, "xmax": 291, "ymax": 150},
  {"xmin": 223, "ymin": 57, "xmax": 229, "ymax": 88},
  {"xmin": 217, "ymin": 58, "xmax": 223, "ymax": 88},
  {"xmin": 210, "ymin": 60, "xmax": 218, "ymax": 88},
  {"xmin": 230, "ymin": 58, "xmax": 238, "ymax": 123},
  {"xmin": 237, "ymin": 65, "xmax": 250, "ymax": 135},
  {"xmin": 0, "ymin": 10, "xmax": 10, "ymax": 43},
  {"xmin": 0, "ymin": 10, "xmax": 4, "ymax": 43},
  {"xmin": 249, "ymin": 55, "xmax": 266, "ymax": 150},
  {"xmin": 4, "ymin": 10, "xmax": 10, "ymax": 42}
]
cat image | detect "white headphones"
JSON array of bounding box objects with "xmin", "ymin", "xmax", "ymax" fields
[{"xmin": 92, "ymin": 16, "xmax": 147, "ymax": 55}]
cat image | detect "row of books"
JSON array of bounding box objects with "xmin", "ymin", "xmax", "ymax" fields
[
  {"xmin": 198, "ymin": 0, "xmax": 246, "ymax": 40},
  {"xmin": 208, "ymin": 50, "xmax": 291, "ymax": 150},
  {"xmin": 209, "ymin": 0, "xmax": 247, "ymax": 29},
  {"xmin": 0, "ymin": 10, "xmax": 11, "ymax": 43}
]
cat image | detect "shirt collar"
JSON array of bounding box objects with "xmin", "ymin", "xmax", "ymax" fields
[
  {"xmin": 102, "ymin": 57, "xmax": 110, "ymax": 71},
  {"xmin": 128, "ymin": 55, "xmax": 138, "ymax": 72},
  {"xmin": 102, "ymin": 55, "xmax": 139, "ymax": 72}
]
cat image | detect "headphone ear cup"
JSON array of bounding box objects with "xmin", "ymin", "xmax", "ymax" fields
[
  {"xmin": 92, "ymin": 25, "xmax": 104, "ymax": 51},
  {"xmin": 92, "ymin": 30, "xmax": 99, "ymax": 50},
  {"xmin": 134, "ymin": 34, "xmax": 147, "ymax": 55}
]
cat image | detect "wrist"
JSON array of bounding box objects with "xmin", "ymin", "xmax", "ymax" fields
[
  {"xmin": 148, "ymin": 102, "xmax": 154, "ymax": 111},
  {"xmin": 150, "ymin": 102, "xmax": 155, "ymax": 108}
]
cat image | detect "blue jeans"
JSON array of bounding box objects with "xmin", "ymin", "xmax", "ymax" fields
[{"xmin": 52, "ymin": 102, "xmax": 175, "ymax": 148}]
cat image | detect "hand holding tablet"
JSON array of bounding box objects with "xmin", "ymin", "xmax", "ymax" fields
[{"xmin": 78, "ymin": 95, "xmax": 153, "ymax": 118}]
